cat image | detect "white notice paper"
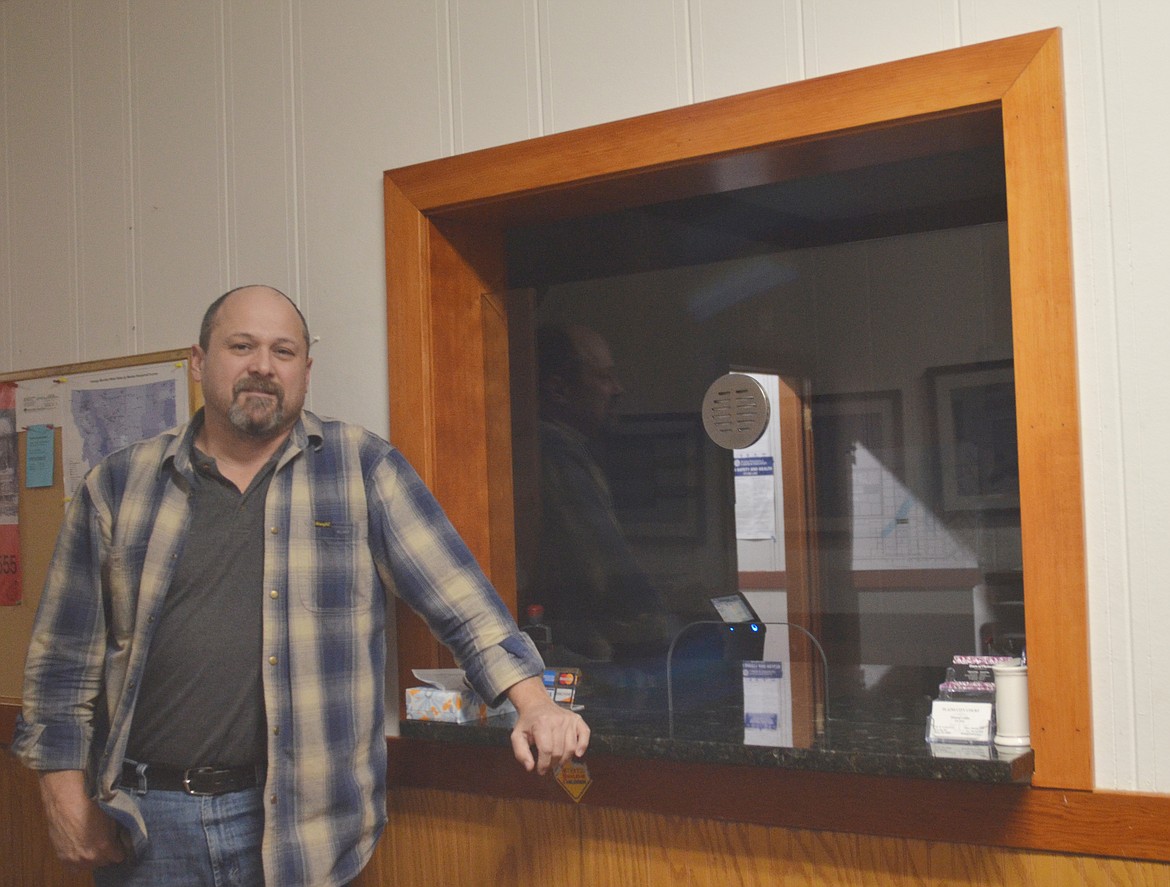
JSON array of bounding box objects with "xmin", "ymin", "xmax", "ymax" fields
[
  {"xmin": 742, "ymin": 660, "xmax": 792, "ymax": 747},
  {"xmin": 15, "ymin": 376, "xmax": 64, "ymax": 430},
  {"xmin": 733, "ymin": 455, "xmax": 776, "ymax": 539}
]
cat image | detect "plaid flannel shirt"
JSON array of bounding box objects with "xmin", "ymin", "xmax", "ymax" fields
[{"xmin": 12, "ymin": 409, "xmax": 541, "ymax": 886}]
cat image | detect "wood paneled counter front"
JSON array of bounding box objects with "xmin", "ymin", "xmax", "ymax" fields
[
  {"xmin": 387, "ymin": 718, "xmax": 1170, "ymax": 866},
  {"xmin": 4, "ymin": 707, "xmax": 1170, "ymax": 885}
]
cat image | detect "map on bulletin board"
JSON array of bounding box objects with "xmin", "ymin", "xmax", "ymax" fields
[{"xmin": 15, "ymin": 360, "xmax": 189, "ymax": 499}]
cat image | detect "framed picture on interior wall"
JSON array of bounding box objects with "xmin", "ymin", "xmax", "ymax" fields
[
  {"xmin": 602, "ymin": 412, "xmax": 704, "ymax": 543},
  {"xmin": 927, "ymin": 359, "xmax": 1019, "ymax": 512},
  {"xmin": 808, "ymin": 390, "xmax": 904, "ymax": 524}
]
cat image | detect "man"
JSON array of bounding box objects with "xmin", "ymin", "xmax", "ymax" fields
[
  {"xmin": 13, "ymin": 285, "xmax": 588, "ymax": 886},
  {"xmin": 532, "ymin": 323, "xmax": 671, "ymax": 664}
]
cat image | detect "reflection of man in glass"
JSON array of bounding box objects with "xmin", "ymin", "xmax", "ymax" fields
[{"xmin": 533, "ymin": 324, "xmax": 672, "ymax": 663}]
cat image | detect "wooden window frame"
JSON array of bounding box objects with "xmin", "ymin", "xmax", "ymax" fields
[{"xmin": 384, "ymin": 28, "xmax": 1089, "ymax": 791}]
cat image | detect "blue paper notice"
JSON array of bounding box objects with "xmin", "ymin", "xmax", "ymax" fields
[
  {"xmin": 733, "ymin": 455, "xmax": 774, "ymax": 477},
  {"xmin": 25, "ymin": 424, "xmax": 54, "ymax": 488}
]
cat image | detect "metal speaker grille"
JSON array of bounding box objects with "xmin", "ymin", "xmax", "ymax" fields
[{"xmin": 701, "ymin": 373, "xmax": 770, "ymax": 450}]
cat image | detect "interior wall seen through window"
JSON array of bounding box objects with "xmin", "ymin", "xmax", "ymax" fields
[{"xmin": 508, "ymin": 219, "xmax": 1022, "ymax": 724}]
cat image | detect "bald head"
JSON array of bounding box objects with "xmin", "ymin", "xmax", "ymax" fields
[
  {"xmin": 200, "ymin": 285, "xmax": 310, "ymax": 353},
  {"xmin": 537, "ymin": 323, "xmax": 624, "ymax": 437}
]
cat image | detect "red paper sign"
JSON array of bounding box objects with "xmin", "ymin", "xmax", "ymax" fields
[{"xmin": 0, "ymin": 524, "xmax": 18, "ymax": 605}]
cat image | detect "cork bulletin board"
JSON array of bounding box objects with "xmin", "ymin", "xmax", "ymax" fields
[{"xmin": 0, "ymin": 349, "xmax": 201, "ymax": 701}]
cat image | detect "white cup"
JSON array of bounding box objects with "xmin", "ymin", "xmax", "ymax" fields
[{"xmin": 992, "ymin": 663, "xmax": 1030, "ymax": 747}]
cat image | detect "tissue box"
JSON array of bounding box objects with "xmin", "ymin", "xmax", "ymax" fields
[
  {"xmin": 404, "ymin": 685, "xmax": 487, "ymax": 723},
  {"xmin": 404, "ymin": 668, "xmax": 492, "ymax": 723}
]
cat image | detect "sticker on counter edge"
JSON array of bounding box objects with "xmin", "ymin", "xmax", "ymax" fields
[{"xmin": 556, "ymin": 760, "xmax": 591, "ymax": 803}]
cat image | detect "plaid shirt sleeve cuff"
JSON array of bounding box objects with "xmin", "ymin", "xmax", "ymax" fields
[
  {"xmin": 461, "ymin": 633, "xmax": 543, "ymax": 707},
  {"xmin": 9, "ymin": 714, "xmax": 91, "ymax": 772}
]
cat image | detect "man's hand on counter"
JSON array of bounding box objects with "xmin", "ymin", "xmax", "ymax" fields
[{"xmin": 506, "ymin": 675, "xmax": 591, "ymax": 775}]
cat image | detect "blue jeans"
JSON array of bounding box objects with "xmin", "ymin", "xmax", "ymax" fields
[{"xmin": 93, "ymin": 786, "xmax": 265, "ymax": 887}]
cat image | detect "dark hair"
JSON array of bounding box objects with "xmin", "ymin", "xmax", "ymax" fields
[
  {"xmin": 535, "ymin": 324, "xmax": 584, "ymax": 384},
  {"xmin": 199, "ymin": 285, "xmax": 311, "ymax": 352}
]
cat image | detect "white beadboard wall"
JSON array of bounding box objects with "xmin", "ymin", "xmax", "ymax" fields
[{"xmin": 0, "ymin": 0, "xmax": 1166, "ymax": 793}]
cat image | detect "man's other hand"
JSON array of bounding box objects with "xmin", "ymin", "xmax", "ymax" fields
[{"xmin": 38, "ymin": 769, "xmax": 125, "ymax": 870}]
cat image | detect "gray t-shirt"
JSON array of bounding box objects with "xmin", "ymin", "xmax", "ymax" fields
[{"xmin": 125, "ymin": 445, "xmax": 280, "ymax": 768}]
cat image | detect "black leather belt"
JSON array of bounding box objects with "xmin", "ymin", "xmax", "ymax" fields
[{"xmin": 121, "ymin": 761, "xmax": 264, "ymax": 796}]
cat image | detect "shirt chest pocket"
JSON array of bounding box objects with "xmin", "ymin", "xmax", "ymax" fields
[{"xmin": 294, "ymin": 518, "xmax": 375, "ymax": 613}]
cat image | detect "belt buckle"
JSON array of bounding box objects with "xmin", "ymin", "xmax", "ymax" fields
[{"xmin": 182, "ymin": 766, "xmax": 218, "ymax": 796}]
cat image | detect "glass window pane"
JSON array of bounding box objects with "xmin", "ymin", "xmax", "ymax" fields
[{"xmin": 505, "ymin": 146, "xmax": 1020, "ymax": 738}]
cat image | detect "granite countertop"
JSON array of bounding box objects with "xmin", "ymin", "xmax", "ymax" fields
[{"xmin": 399, "ymin": 701, "xmax": 1034, "ymax": 784}]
